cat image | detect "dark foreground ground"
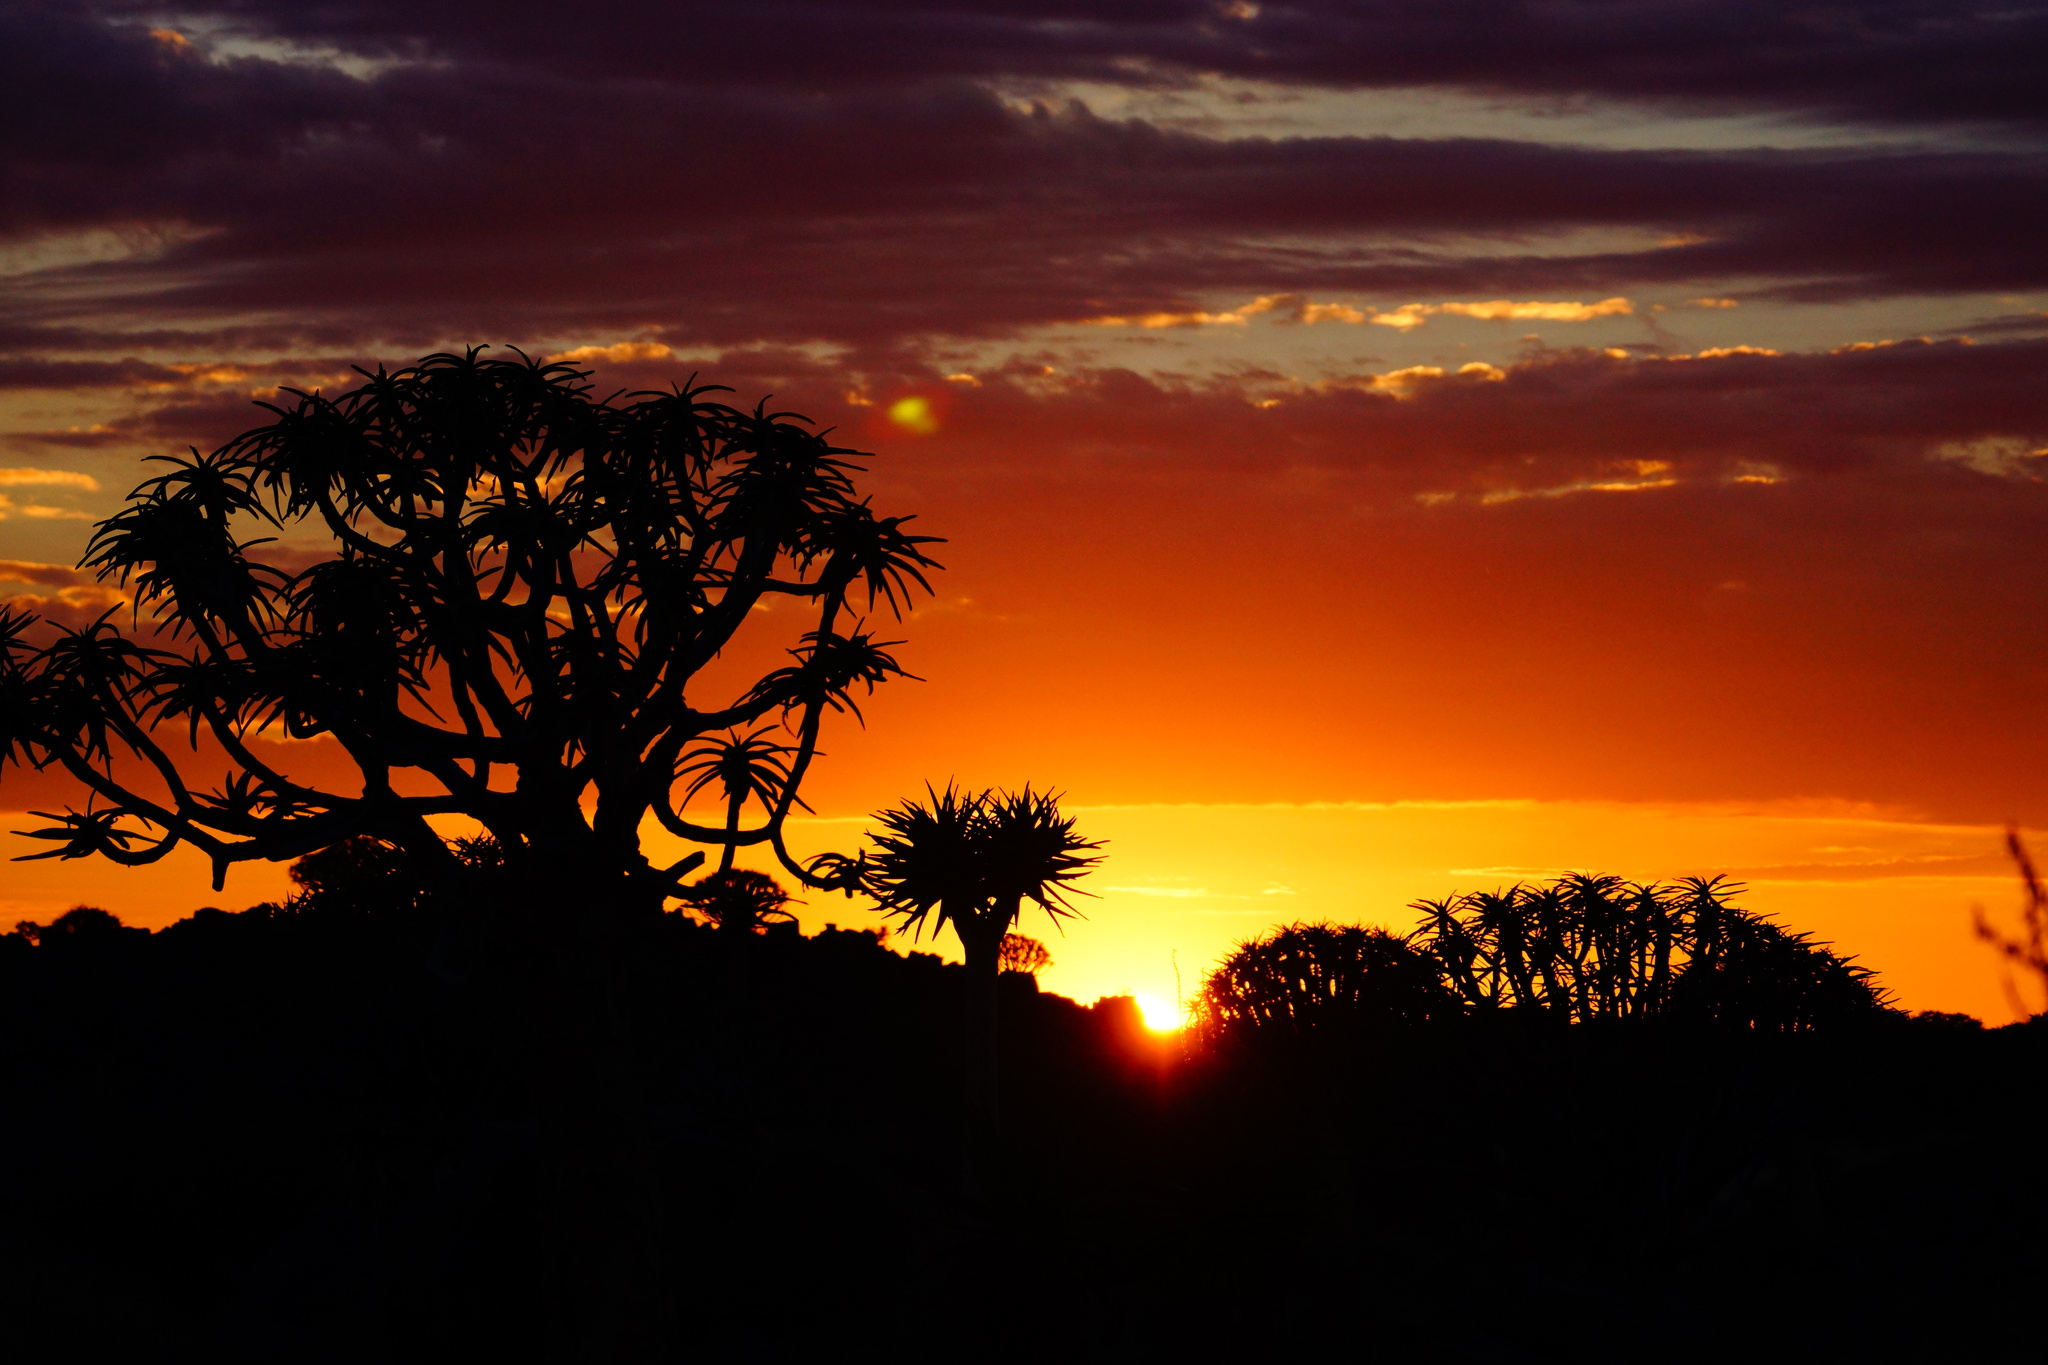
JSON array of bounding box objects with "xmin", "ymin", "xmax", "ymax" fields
[{"xmin": 2, "ymin": 904, "xmax": 2041, "ymax": 1362}]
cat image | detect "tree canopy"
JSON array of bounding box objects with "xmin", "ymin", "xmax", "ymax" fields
[
  {"xmin": 1190, "ymin": 921, "xmax": 1460, "ymax": 1043},
  {"xmin": 0, "ymin": 349, "xmax": 940, "ymax": 913}
]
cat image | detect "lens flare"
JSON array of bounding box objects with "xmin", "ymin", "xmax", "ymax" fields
[{"xmin": 887, "ymin": 395, "xmax": 938, "ymax": 435}]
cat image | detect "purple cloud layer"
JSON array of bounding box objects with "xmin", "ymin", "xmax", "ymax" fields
[
  {"xmin": 0, "ymin": 4, "xmax": 2042, "ymax": 356},
  {"xmin": 83, "ymin": 1, "xmax": 2048, "ymax": 128}
]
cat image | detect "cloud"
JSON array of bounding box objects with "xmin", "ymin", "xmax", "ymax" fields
[
  {"xmin": 1083, "ymin": 294, "xmax": 1377, "ymax": 329},
  {"xmin": 836, "ymin": 337, "xmax": 2048, "ymax": 506},
  {"xmin": 0, "ymin": 359, "xmax": 185, "ymax": 389},
  {"xmin": 547, "ymin": 341, "xmax": 677, "ymax": 364},
  {"xmin": 0, "ymin": 496, "xmax": 92, "ymax": 522},
  {"xmin": 1083, "ymin": 307, "xmax": 1254, "ymax": 329},
  {"xmin": 1932, "ymin": 436, "xmax": 2048, "ymax": 479},
  {"xmin": 0, "ymin": 9, "xmax": 2043, "ymax": 358},
  {"xmin": 0, "ymin": 584, "xmax": 127, "ymax": 626},
  {"xmin": 0, "ymin": 560, "xmax": 85, "ymax": 588},
  {"xmin": 0, "ymin": 468, "xmax": 98, "ymax": 491},
  {"xmin": 1952, "ymin": 310, "xmax": 2048, "ymax": 339},
  {"xmin": 1090, "ymin": 295, "xmax": 1637, "ymax": 334},
  {"xmin": 64, "ymin": 335, "xmax": 2048, "ymax": 500},
  {"xmin": 1371, "ymin": 298, "xmax": 1635, "ymax": 330},
  {"xmin": 84, "ymin": 1, "xmax": 2048, "ymax": 131}
]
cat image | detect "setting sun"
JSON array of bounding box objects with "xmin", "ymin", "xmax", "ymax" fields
[{"xmin": 1132, "ymin": 992, "xmax": 1184, "ymax": 1033}]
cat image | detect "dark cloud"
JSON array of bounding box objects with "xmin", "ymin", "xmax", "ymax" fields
[
  {"xmin": 0, "ymin": 357, "xmax": 182, "ymax": 388},
  {"xmin": 0, "ymin": 7, "xmax": 2035, "ymax": 357},
  {"xmin": 1, "ymin": 81, "xmax": 2043, "ymax": 351},
  {"xmin": 93, "ymin": 1, "xmax": 2048, "ymax": 129},
  {"xmin": 0, "ymin": 559, "xmax": 87, "ymax": 587},
  {"xmin": 1949, "ymin": 310, "xmax": 2048, "ymax": 338},
  {"xmin": 859, "ymin": 337, "xmax": 2048, "ymax": 497},
  {"xmin": 73, "ymin": 334, "xmax": 2048, "ymax": 495},
  {"xmin": 5, "ymin": 388, "xmax": 308, "ymax": 454}
]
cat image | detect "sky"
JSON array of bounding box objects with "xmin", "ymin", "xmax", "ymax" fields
[{"xmin": 2, "ymin": 2, "xmax": 2046, "ymax": 1020}]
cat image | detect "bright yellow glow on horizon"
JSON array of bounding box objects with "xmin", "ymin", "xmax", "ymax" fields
[
  {"xmin": 1133, "ymin": 992, "xmax": 1183, "ymax": 1032},
  {"xmin": 759, "ymin": 801, "xmax": 2041, "ymax": 1025},
  {"xmin": 7, "ymin": 799, "xmax": 2035, "ymax": 1027}
]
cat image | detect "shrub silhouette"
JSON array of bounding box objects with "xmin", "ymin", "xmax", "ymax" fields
[
  {"xmin": 8, "ymin": 904, "xmax": 137, "ymax": 947},
  {"xmin": 1189, "ymin": 921, "xmax": 1459, "ymax": 1045},
  {"xmin": 998, "ymin": 933, "xmax": 1052, "ymax": 976},
  {"xmin": 282, "ymin": 834, "xmax": 422, "ymax": 917},
  {"xmin": 1410, "ymin": 873, "xmax": 1890, "ymax": 1030},
  {"xmin": 676, "ymin": 868, "xmax": 798, "ymax": 934},
  {"xmin": 0, "ymin": 349, "xmax": 939, "ymax": 915}
]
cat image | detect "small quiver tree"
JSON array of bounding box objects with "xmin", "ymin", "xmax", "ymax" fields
[
  {"xmin": 0, "ymin": 349, "xmax": 939, "ymax": 921},
  {"xmin": 862, "ymin": 784, "xmax": 1101, "ymax": 1152}
]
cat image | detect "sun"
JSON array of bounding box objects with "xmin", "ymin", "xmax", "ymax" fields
[{"xmin": 1132, "ymin": 992, "xmax": 1182, "ymax": 1033}]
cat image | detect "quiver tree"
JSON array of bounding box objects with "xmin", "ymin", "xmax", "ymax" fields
[
  {"xmin": 0, "ymin": 349, "xmax": 940, "ymax": 917},
  {"xmin": 1410, "ymin": 873, "xmax": 1890, "ymax": 1030},
  {"xmin": 862, "ymin": 784, "xmax": 1101, "ymax": 1145}
]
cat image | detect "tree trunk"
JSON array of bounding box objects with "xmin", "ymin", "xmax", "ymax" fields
[
  {"xmin": 507, "ymin": 863, "xmax": 681, "ymax": 1356},
  {"xmin": 960, "ymin": 923, "xmax": 1003, "ymax": 1198}
]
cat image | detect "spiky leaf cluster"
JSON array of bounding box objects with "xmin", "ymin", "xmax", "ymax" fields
[{"xmin": 861, "ymin": 784, "xmax": 1102, "ymax": 954}]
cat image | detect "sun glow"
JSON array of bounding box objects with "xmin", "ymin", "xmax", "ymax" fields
[{"xmin": 1133, "ymin": 992, "xmax": 1184, "ymax": 1032}]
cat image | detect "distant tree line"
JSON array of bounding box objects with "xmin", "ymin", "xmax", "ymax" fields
[{"xmin": 1190, "ymin": 874, "xmax": 1892, "ymax": 1044}]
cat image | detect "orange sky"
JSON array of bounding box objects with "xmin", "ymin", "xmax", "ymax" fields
[{"xmin": 3, "ymin": 4, "xmax": 2046, "ymax": 1021}]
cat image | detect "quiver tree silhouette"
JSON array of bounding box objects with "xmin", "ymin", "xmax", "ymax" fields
[
  {"xmin": 1410, "ymin": 873, "xmax": 1890, "ymax": 1030},
  {"xmin": 1189, "ymin": 921, "xmax": 1459, "ymax": 1046},
  {"xmin": 0, "ymin": 349, "xmax": 939, "ymax": 918},
  {"xmin": 862, "ymin": 784, "xmax": 1101, "ymax": 1152}
]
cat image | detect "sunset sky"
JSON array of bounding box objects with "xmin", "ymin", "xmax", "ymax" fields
[{"xmin": 3, "ymin": 2, "xmax": 2046, "ymax": 1019}]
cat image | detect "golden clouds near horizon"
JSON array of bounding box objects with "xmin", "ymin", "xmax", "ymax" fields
[
  {"xmin": 546, "ymin": 341, "xmax": 677, "ymax": 364},
  {"xmin": 1082, "ymin": 295, "xmax": 1636, "ymax": 331},
  {"xmin": 0, "ymin": 469, "xmax": 99, "ymax": 491},
  {"xmin": 1371, "ymin": 297, "xmax": 1636, "ymax": 330}
]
